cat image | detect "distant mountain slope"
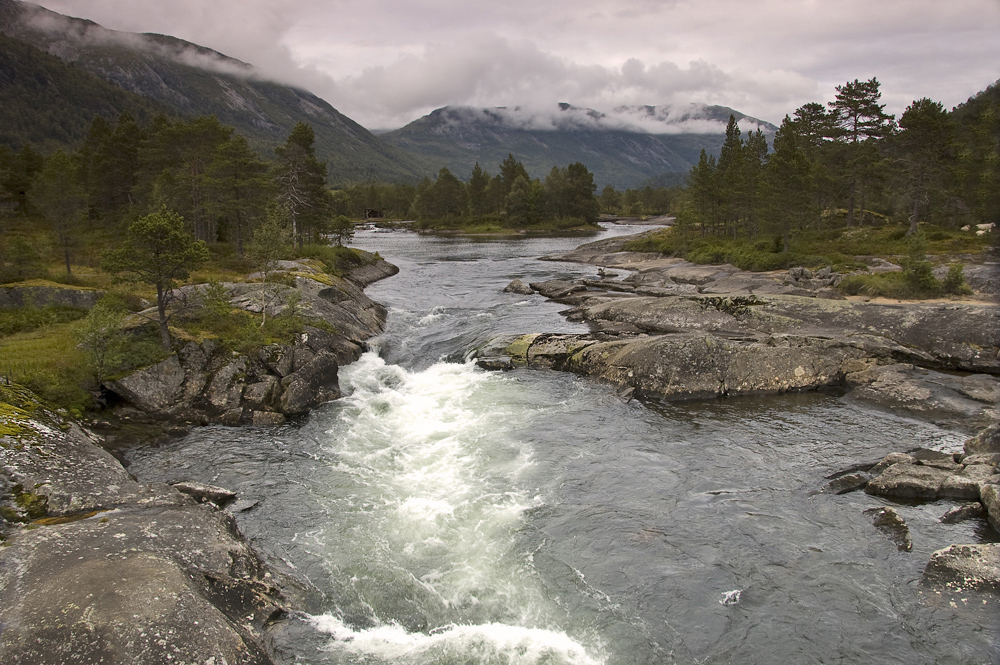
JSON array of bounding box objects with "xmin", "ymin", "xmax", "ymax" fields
[
  {"xmin": 0, "ymin": 0, "xmax": 427, "ymax": 183},
  {"xmin": 380, "ymin": 103, "xmax": 778, "ymax": 188},
  {"xmin": 0, "ymin": 32, "xmax": 167, "ymax": 150}
]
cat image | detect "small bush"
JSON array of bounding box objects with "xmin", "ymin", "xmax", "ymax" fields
[{"xmin": 942, "ymin": 265, "xmax": 973, "ymax": 295}]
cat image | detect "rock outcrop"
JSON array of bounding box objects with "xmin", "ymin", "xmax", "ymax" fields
[
  {"xmin": 0, "ymin": 280, "xmax": 104, "ymax": 309},
  {"xmin": 104, "ymin": 259, "xmax": 397, "ymax": 426},
  {"xmin": 483, "ymin": 233, "xmax": 1000, "ymax": 428},
  {"xmin": 0, "ymin": 384, "xmax": 284, "ymax": 664}
]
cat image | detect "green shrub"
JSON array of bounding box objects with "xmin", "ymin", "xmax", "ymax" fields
[{"xmin": 942, "ymin": 265, "xmax": 973, "ymax": 295}]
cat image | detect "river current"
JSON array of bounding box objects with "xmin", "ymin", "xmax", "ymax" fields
[{"xmin": 125, "ymin": 225, "xmax": 999, "ymax": 664}]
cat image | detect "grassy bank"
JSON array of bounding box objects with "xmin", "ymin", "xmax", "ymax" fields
[{"xmin": 625, "ymin": 224, "xmax": 990, "ymax": 271}]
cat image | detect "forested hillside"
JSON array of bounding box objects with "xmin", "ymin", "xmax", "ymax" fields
[
  {"xmin": 0, "ymin": 33, "xmax": 168, "ymax": 150},
  {"xmin": 0, "ymin": 0, "xmax": 428, "ymax": 183}
]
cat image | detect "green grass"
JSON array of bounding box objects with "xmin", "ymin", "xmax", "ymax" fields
[
  {"xmin": 0, "ymin": 322, "xmax": 93, "ymax": 413},
  {"xmin": 413, "ymin": 216, "xmax": 601, "ymax": 234},
  {"xmin": 0, "ymin": 305, "xmax": 88, "ymax": 336}
]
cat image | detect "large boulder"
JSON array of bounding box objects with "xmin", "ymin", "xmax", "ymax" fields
[
  {"xmin": 965, "ymin": 424, "xmax": 1000, "ymax": 456},
  {"xmin": 923, "ymin": 544, "xmax": 1000, "ymax": 592},
  {"xmin": 0, "ymin": 389, "xmax": 284, "ymax": 663},
  {"xmin": 845, "ymin": 364, "xmax": 1000, "ymax": 427},
  {"xmin": 279, "ymin": 350, "xmax": 341, "ymax": 415},
  {"xmin": 865, "ymin": 506, "xmax": 912, "ymax": 552},
  {"xmin": 865, "ymin": 463, "xmax": 954, "ymax": 500},
  {"xmin": 981, "ymin": 484, "xmax": 1000, "ymax": 532},
  {"xmin": 106, "ymin": 355, "xmax": 186, "ymax": 413},
  {"xmin": 0, "ymin": 282, "xmax": 103, "ymax": 309}
]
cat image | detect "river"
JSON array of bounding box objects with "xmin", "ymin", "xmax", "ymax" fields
[{"xmin": 125, "ymin": 225, "xmax": 999, "ymax": 665}]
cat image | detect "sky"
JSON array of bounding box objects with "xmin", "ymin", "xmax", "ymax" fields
[{"xmin": 34, "ymin": 0, "xmax": 1000, "ymax": 131}]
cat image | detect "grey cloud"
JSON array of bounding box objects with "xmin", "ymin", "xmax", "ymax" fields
[{"xmin": 32, "ymin": 0, "xmax": 1000, "ymax": 130}]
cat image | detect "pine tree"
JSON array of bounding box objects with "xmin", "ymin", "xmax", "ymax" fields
[
  {"xmin": 829, "ymin": 78, "xmax": 895, "ymax": 226},
  {"xmin": 274, "ymin": 122, "xmax": 328, "ymax": 248}
]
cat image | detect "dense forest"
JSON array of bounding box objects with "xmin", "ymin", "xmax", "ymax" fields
[{"xmin": 667, "ymin": 77, "xmax": 1000, "ymax": 246}]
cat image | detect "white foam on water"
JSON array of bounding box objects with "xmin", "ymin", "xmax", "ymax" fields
[
  {"xmin": 720, "ymin": 589, "xmax": 743, "ymax": 606},
  {"xmin": 317, "ymin": 352, "xmax": 578, "ymax": 633},
  {"xmin": 418, "ymin": 305, "xmax": 448, "ymax": 326},
  {"xmin": 309, "ymin": 614, "xmax": 605, "ymax": 665}
]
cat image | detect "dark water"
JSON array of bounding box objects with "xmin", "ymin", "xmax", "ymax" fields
[{"xmin": 126, "ymin": 225, "xmax": 999, "ymax": 665}]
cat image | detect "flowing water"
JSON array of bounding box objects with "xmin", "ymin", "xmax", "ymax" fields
[{"xmin": 125, "ymin": 225, "xmax": 999, "ymax": 665}]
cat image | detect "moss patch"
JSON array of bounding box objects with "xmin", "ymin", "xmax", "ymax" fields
[{"xmin": 505, "ymin": 334, "xmax": 541, "ymax": 362}]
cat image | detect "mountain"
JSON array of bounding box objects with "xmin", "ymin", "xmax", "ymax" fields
[
  {"xmin": 0, "ymin": 32, "xmax": 168, "ymax": 151},
  {"xmin": 380, "ymin": 103, "xmax": 778, "ymax": 188},
  {"xmin": 0, "ymin": 0, "xmax": 427, "ymax": 183}
]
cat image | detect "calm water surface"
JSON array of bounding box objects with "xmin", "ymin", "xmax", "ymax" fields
[{"xmin": 126, "ymin": 225, "xmax": 999, "ymax": 665}]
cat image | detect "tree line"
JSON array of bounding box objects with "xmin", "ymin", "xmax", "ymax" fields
[{"xmin": 682, "ymin": 77, "xmax": 1000, "ymax": 247}]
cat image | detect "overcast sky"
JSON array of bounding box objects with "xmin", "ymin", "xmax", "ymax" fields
[{"xmin": 35, "ymin": 0, "xmax": 1000, "ymax": 130}]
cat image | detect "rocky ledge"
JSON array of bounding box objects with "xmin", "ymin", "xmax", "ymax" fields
[
  {"xmin": 0, "ymin": 384, "xmax": 285, "ymax": 664},
  {"xmin": 480, "ymin": 234, "xmax": 999, "ymax": 429},
  {"xmin": 103, "ymin": 258, "xmax": 398, "ymax": 428}
]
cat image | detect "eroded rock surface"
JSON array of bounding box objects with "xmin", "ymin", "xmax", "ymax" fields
[{"xmin": 0, "ymin": 385, "xmax": 282, "ymax": 664}]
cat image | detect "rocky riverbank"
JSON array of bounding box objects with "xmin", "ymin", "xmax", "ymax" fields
[
  {"xmin": 0, "ymin": 384, "xmax": 286, "ymax": 663},
  {"xmin": 100, "ymin": 258, "xmax": 398, "ymax": 432},
  {"xmin": 0, "ymin": 256, "xmax": 400, "ymax": 663},
  {"xmin": 481, "ymin": 233, "xmax": 1000, "ymax": 430},
  {"xmin": 826, "ymin": 424, "xmax": 1000, "ymax": 592}
]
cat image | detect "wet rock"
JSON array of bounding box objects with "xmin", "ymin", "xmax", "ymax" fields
[
  {"xmin": 865, "ymin": 462, "xmax": 953, "ymax": 500},
  {"xmin": 981, "ymin": 484, "xmax": 1000, "ymax": 531},
  {"xmin": 825, "ymin": 473, "xmax": 870, "ymax": 494},
  {"xmin": 844, "ymin": 364, "xmax": 1000, "ymax": 427},
  {"xmin": 961, "ymin": 453, "xmax": 1000, "ymax": 466},
  {"xmin": 869, "ymin": 452, "xmax": 917, "ymax": 476},
  {"xmin": 940, "ymin": 474, "xmax": 983, "ymax": 501},
  {"xmin": 243, "ymin": 377, "xmax": 280, "ymax": 410},
  {"xmin": 172, "ymin": 481, "xmax": 237, "ymax": 506},
  {"xmin": 503, "ymin": 278, "xmax": 534, "ymax": 295},
  {"xmin": 229, "ymin": 498, "xmax": 259, "ymax": 513},
  {"xmin": 207, "ymin": 357, "xmax": 250, "ymax": 411},
  {"xmin": 251, "ymin": 410, "xmax": 286, "ymax": 426},
  {"xmin": 923, "ymin": 543, "xmax": 1000, "ymax": 592},
  {"xmin": 965, "ymin": 423, "xmax": 1000, "ymax": 456},
  {"xmin": 940, "ymin": 503, "xmax": 986, "ymax": 524},
  {"xmin": 529, "ymin": 279, "xmax": 587, "ymax": 299},
  {"xmin": 343, "ymin": 259, "xmax": 400, "ymax": 287},
  {"xmin": 911, "ymin": 448, "xmax": 963, "ymax": 471},
  {"xmin": 279, "ymin": 351, "xmax": 340, "ymax": 415},
  {"xmin": 865, "ymin": 506, "xmax": 912, "ymax": 552}
]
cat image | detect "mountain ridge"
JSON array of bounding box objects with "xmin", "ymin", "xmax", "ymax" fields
[
  {"xmin": 0, "ymin": 0, "xmax": 429, "ymax": 183},
  {"xmin": 381, "ymin": 103, "xmax": 777, "ymax": 188}
]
